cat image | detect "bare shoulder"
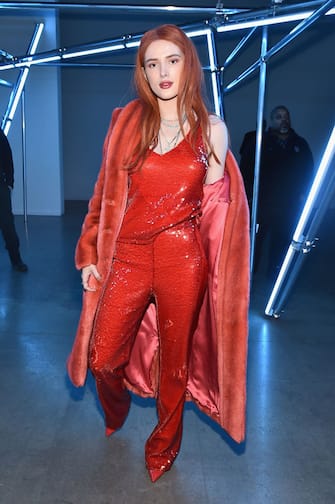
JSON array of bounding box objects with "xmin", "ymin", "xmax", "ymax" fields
[
  {"xmin": 209, "ymin": 113, "xmax": 224, "ymax": 125},
  {"xmin": 208, "ymin": 114, "xmax": 228, "ymax": 143},
  {"xmin": 209, "ymin": 114, "xmax": 228, "ymax": 137}
]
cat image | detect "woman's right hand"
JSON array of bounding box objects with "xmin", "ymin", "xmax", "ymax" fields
[{"xmin": 81, "ymin": 264, "xmax": 102, "ymax": 292}]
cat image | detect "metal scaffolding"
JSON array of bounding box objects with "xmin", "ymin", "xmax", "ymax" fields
[{"xmin": 0, "ymin": 0, "xmax": 334, "ymax": 316}]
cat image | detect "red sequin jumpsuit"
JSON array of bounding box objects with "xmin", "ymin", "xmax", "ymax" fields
[{"xmin": 89, "ymin": 135, "xmax": 208, "ymax": 474}]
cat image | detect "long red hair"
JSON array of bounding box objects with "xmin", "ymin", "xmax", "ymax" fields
[{"xmin": 125, "ymin": 24, "xmax": 215, "ymax": 171}]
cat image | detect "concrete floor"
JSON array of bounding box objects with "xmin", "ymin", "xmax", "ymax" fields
[{"xmin": 1, "ymin": 202, "xmax": 334, "ymax": 504}]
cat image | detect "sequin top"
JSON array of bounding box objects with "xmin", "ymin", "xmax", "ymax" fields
[{"xmin": 117, "ymin": 133, "xmax": 208, "ymax": 243}]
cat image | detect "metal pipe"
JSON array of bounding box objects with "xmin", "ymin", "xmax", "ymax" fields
[
  {"xmin": 0, "ymin": 78, "xmax": 12, "ymax": 87},
  {"xmin": 265, "ymin": 123, "xmax": 335, "ymax": 316},
  {"xmin": 0, "ymin": 22, "xmax": 210, "ymax": 70},
  {"xmin": 224, "ymin": 0, "xmax": 334, "ymax": 94},
  {"xmin": 30, "ymin": 62, "xmax": 214, "ymax": 71},
  {"xmin": 250, "ymin": 26, "xmax": 268, "ymax": 274},
  {"xmin": 224, "ymin": 56, "xmax": 259, "ymax": 94},
  {"xmin": 1, "ymin": 23, "xmax": 44, "ymax": 133},
  {"xmin": 1, "ymin": 2, "xmax": 333, "ymax": 73},
  {"xmin": 224, "ymin": 27, "xmax": 258, "ymax": 68},
  {"xmin": 270, "ymin": 156, "xmax": 335, "ymax": 317},
  {"xmin": 217, "ymin": 0, "xmax": 328, "ymax": 27},
  {"xmin": 265, "ymin": 0, "xmax": 335, "ymax": 62},
  {"xmin": 21, "ymin": 89, "xmax": 28, "ymax": 226},
  {"xmin": 266, "ymin": 250, "xmax": 304, "ymax": 318},
  {"xmin": 206, "ymin": 29, "xmax": 223, "ymax": 117},
  {"xmin": 0, "ymin": 2, "xmax": 231, "ymax": 15}
]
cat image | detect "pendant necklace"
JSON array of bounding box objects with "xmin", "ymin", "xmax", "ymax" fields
[{"xmin": 159, "ymin": 127, "xmax": 181, "ymax": 154}]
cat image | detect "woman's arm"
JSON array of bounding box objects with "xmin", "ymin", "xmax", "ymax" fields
[
  {"xmin": 75, "ymin": 108, "xmax": 122, "ymax": 271},
  {"xmin": 205, "ymin": 116, "xmax": 228, "ymax": 185},
  {"xmin": 74, "ymin": 163, "xmax": 106, "ymax": 271}
]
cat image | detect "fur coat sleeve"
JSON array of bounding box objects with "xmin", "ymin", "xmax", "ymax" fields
[{"xmin": 67, "ymin": 100, "xmax": 250, "ymax": 444}]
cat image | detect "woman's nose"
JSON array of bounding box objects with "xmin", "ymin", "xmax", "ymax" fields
[{"xmin": 160, "ymin": 63, "xmax": 168, "ymax": 77}]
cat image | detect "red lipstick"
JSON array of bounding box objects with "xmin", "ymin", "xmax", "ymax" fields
[{"xmin": 160, "ymin": 81, "xmax": 173, "ymax": 89}]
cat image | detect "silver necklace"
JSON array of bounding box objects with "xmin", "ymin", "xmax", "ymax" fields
[
  {"xmin": 161, "ymin": 118, "xmax": 180, "ymax": 129},
  {"xmin": 158, "ymin": 128, "xmax": 181, "ymax": 154},
  {"xmin": 161, "ymin": 114, "xmax": 186, "ymax": 129}
]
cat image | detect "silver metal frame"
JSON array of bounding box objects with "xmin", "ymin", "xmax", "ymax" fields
[
  {"xmin": 0, "ymin": 1, "xmax": 334, "ymax": 316},
  {"xmin": 250, "ymin": 26, "xmax": 268, "ymax": 275},
  {"xmin": 0, "ymin": 1, "xmax": 239, "ymax": 16},
  {"xmin": 1, "ymin": 22, "xmax": 44, "ymax": 226},
  {"xmin": 1, "ymin": 23, "xmax": 44, "ymax": 133}
]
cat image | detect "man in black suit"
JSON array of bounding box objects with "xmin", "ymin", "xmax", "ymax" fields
[
  {"xmin": 239, "ymin": 106, "xmax": 314, "ymax": 277},
  {"xmin": 0, "ymin": 127, "xmax": 28, "ymax": 272}
]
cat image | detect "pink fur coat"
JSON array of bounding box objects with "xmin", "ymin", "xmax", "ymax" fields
[{"xmin": 67, "ymin": 99, "xmax": 250, "ymax": 444}]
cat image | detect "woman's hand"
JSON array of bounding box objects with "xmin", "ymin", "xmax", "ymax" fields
[{"xmin": 81, "ymin": 264, "xmax": 102, "ymax": 292}]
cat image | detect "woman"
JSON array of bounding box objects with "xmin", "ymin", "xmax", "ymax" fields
[{"xmin": 67, "ymin": 24, "xmax": 250, "ymax": 482}]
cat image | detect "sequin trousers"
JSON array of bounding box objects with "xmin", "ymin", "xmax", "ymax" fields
[{"xmin": 89, "ymin": 219, "xmax": 208, "ymax": 475}]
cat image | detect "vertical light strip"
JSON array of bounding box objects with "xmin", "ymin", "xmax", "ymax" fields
[
  {"xmin": 265, "ymin": 124, "xmax": 335, "ymax": 316},
  {"xmin": 3, "ymin": 67, "xmax": 29, "ymax": 135},
  {"xmin": 185, "ymin": 27, "xmax": 221, "ymax": 116},
  {"xmin": 293, "ymin": 124, "xmax": 335, "ymax": 243},
  {"xmin": 206, "ymin": 29, "xmax": 221, "ymax": 116},
  {"xmin": 2, "ymin": 23, "xmax": 44, "ymax": 135},
  {"xmin": 29, "ymin": 22, "xmax": 44, "ymax": 54},
  {"xmin": 250, "ymin": 26, "xmax": 268, "ymax": 272},
  {"xmin": 21, "ymin": 89, "xmax": 28, "ymax": 225},
  {"xmin": 264, "ymin": 246, "xmax": 296, "ymax": 317}
]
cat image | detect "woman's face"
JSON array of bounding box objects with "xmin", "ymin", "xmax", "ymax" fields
[{"xmin": 143, "ymin": 39, "xmax": 184, "ymax": 102}]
